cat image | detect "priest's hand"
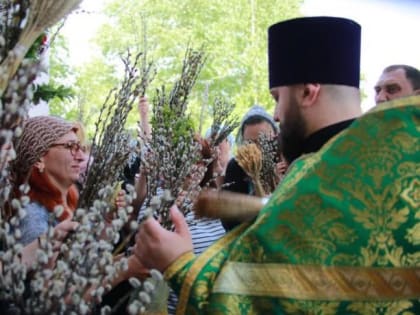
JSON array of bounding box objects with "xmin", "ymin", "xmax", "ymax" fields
[{"xmin": 133, "ymin": 205, "xmax": 193, "ymax": 272}]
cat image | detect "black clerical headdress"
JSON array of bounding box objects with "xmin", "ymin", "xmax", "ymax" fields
[{"xmin": 268, "ymin": 16, "xmax": 361, "ymax": 89}]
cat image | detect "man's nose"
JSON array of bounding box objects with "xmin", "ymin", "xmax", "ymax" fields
[
  {"xmin": 74, "ymin": 149, "xmax": 87, "ymax": 161},
  {"xmin": 375, "ymin": 90, "xmax": 388, "ymax": 104}
]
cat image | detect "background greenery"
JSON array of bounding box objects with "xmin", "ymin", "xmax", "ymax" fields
[{"xmin": 48, "ymin": 0, "xmax": 303, "ymax": 138}]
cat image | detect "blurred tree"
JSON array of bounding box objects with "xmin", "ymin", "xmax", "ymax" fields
[
  {"xmin": 49, "ymin": 0, "xmax": 303, "ymax": 136},
  {"xmin": 96, "ymin": 0, "xmax": 303, "ymax": 131},
  {"xmin": 47, "ymin": 33, "xmax": 76, "ymax": 116}
]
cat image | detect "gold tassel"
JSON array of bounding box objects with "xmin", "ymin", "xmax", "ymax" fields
[{"xmin": 193, "ymin": 190, "xmax": 265, "ymax": 222}]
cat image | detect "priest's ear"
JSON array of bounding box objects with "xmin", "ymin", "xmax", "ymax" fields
[{"xmin": 301, "ymin": 83, "xmax": 321, "ymax": 107}]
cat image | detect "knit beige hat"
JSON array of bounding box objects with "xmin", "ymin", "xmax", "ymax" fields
[{"xmin": 12, "ymin": 116, "xmax": 77, "ymax": 181}]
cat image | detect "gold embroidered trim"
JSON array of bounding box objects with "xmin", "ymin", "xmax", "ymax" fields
[
  {"xmin": 213, "ymin": 262, "xmax": 420, "ymax": 301},
  {"xmin": 164, "ymin": 251, "xmax": 195, "ymax": 281},
  {"xmin": 176, "ymin": 224, "xmax": 249, "ymax": 315},
  {"xmin": 368, "ymin": 95, "xmax": 420, "ymax": 114}
]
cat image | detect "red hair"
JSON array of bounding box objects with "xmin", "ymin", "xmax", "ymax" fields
[{"xmin": 28, "ymin": 167, "xmax": 78, "ymax": 221}]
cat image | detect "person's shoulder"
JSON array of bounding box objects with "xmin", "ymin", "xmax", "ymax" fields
[
  {"xmin": 225, "ymin": 157, "xmax": 247, "ymax": 177},
  {"xmin": 24, "ymin": 202, "xmax": 49, "ymax": 218},
  {"xmin": 226, "ymin": 157, "xmax": 241, "ymax": 170}
]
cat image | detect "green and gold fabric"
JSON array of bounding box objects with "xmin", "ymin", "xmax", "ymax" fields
[{"xmin": 165, "ymin": 96, "xmax": 420, "ymax": 315}]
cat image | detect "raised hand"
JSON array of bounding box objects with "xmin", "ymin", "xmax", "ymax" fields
[{"xmin": 133, "ymin": 205, "xmax": 193, "ymax": 272}]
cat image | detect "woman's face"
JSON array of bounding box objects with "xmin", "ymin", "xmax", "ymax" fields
[
  {"xmin": 42, "ymin": 132, "xmax": 84, "ymax": 188},
  {"xmin": 243, "ymin": 121, "xmax": 275, "ymax": 142}
]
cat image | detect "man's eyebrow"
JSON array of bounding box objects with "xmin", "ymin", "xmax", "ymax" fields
[{"xmin": 385, "ymin": 83, "xmax": 400, "ymax": 88}]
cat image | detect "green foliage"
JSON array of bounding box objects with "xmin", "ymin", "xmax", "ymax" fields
[
  {"xmin": 95, "ymin": 0, "xmax": 303, "ymax": 132},
  {"xmin": 25, "ymin": 34, "xmax": 47, "ymax": 59},
  {"xmin": 151, "ymin": 103, "xmax": 195, "ymax": 141},
  {"xmin": 33, "ymin": 83, "xmax": 74, "ymax": 104},
  {"xmin": 47, "ymin": 0, "xmax": 303, "ymax": 137},
  {"xmin": 46, "ymin": 32, "xmax": 80, "ymax": 120}
]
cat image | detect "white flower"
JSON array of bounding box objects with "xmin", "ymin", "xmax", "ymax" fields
[
  {"xmin": 14, "ymin": 282, "xmax": 25, "ymax": 295},
  {"xmin": 81, "ymin": 216, "xmax": 90, "ymax": 225},
  {"xmin": 50, "ymin": 280, "xmax": 65, "ymax": 297},
  {"xmin": 162, "ymin": 189, "xmax": 173, "ymax": 201},
  {"xmin": 124, "ymin": 195, "xmax": 133, "ymax": 205},
  {"xmin": 88, "ymin": 251, "xmax": 98, "ymax": 261},
  {"xmin": 31, "ymin": 278, "xmax": 44, "ymax": 292},
  {"xmin": 98, "ymin": 257, "xmax": 107, "ymax": 267},
  {"xmin": 113, "ymin": 233, "xmax": 120, "ymax": 244},
  {"xmin": 143, "ymin": 280, "xmax": 155, "ymax": 293},
  {"xmin": 36, "ymin": 250, "xmax": 48, "ymax": 265},
  {"xmin": 18, "ymin": 76, "xmax": 28, "ymax": 86},
  {"xmin": 48, "ymin": 227, "xmax": 54, "ymax": 238},
  {"xmin": 126, "ymin": 205, "xmax": 134, "ymax": 214},
  {"xmin": 14, "ymin": 228, "xmax": 21, "ymax": 239},
  {"xmin": 6, "ymin": 235, "xmax": 15, "ymax": 246},
  {"xmin": 117, "ymin": 209, "xmax": 128, "ymax": 222},
  {"xmin": 42, "ymin": 269, "xmax": 53, "ymax": 279},
  {"xmin": 9, "ymin": 216, "xmax": 19, "ymax": 226},
  {"xmin": 78, "ymin": 301, "xmax": 89, "ymax": 315},
  {"xmin": 95, "ymin": 286, "xmax": 105, "ymax": 297},
  {"xmin": 11, "ymin": 199, "xmax": 21, "ymax": 210},
  {"xmin": 19, "ymin": 183, "xmax": 30, "ymax": 194},
  {"xmin": 18, "ymin": 207, "xmax": 28, "ymax": 218},
  {"xmin": 76, "ymin": 233, "xmax": 87, "ymax": 243},
  {"xmin": 105, "ymin": 265, "xmax": 115, "ymax": 276},
  {"xmin": 75, "ymin": 275, "xmax": 87, "ymax": 288},
  {"xmin": 38, "ymin": 236, "xmax": 47, "ymax": 248},
  {"xmin": 100, "ymin": 306, "xmax": 112, "ymax": 315},
  {"xmin": 138, "ymin": 291, "xmax": 151, "ymax": 304},
  {"xmin": 90, "ymin": 266, "xmax": 100, "ymax": 277},
  {"xmin": 127, "ymin": 301, "xmax": 142, "ymax": 315},
  {"xmin": 120, "ymin": 257, "xmax": 129, "ymax": 271},
  {"xmin": 25, "ymin": 88, "xmax": 33, "ymax": 100},
  {"xmin": 2, "ymin": 250, "xmax": 12, "ymax": 263},
  {"xmin": 125, "ymin": 184, "xmax": 135, "ymax": 193},
  {"xmin": 71, "ymin": 293, "xmax": 81, "ymax": 305},
  {"xmin": 112, "ymin": 219, "xmax": 123, "ymax": 230},
  {"xmin": 13, "ymin": 243, "xmax": 23, "ymax": 253},
  {"xmin": 150, "ymin": 269, "xmax": 164, "ymax": 281},
  {"xmin": 54, "ymin": 205, "xmax": 64, "ymax": 218},
  {"xmin": 56, "ymin": 260, "xmax": 67, "ymax": 272},
  {"xmin": 128, "ymin": 277, "xmax": 141, "ymax": 288},
  {"xmin": 129, "ymin": 220, "xmax": 139, "ymax": 231},
  {"xmin": 75, "ymin": 208, "xmax": 86, "ymax": 218},
  {"xmin": 150, "ymin": 196, "xmax": 161, "ymax": 208}
]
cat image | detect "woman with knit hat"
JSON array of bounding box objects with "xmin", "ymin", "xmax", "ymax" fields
[
  {"xmin": 11, "ymin": 115, "xmax": 84, "ymax": 245},
  {"xmin": 221, "ymin": 104, "xmax": 283, "ymax": 230}
]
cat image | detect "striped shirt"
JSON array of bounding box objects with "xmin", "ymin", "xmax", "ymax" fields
[{"xmin": 167, "ymin": 213, "xmax": 226, "ymax": 315}]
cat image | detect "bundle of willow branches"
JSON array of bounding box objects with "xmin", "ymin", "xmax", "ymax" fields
[
  {"xmin": 78, "ymin": 50, "xmax": 154, "ymax": 211},
  {"xmin": 0, "ymin": 2, "xmax": 163, "ymax": 314},
  {"xmin": 236, "ymin": 133, "xmax": 280, "ymax": 197},
  {"xmin": 206, "ymin": 97, "xmax": 239, "ymax": 147},
  {"xmin": 258, "ymin": 132, "xmax": 281, "ymax": 193},
  {"xmin": 140, "ymin": 48, "xmax": 206, "ymax": 229}
]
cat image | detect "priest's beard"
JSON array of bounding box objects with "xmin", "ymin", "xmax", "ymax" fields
[{"xmin": 280, "ymin": 95, "xmax": 307, "ymax": 164}]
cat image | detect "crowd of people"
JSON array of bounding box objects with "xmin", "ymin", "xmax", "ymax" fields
[
  {"xmin": 2, "ymin": 14, "xmax": 419, "ymax": 315},
  {"xmin": 132, "ymin": 16, "xmax": 419, "ymax": 314}
]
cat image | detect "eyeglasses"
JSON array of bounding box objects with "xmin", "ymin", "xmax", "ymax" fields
[{"xmin": 50, "ymin": 141, "xmax": 86, "ymax": 157}]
